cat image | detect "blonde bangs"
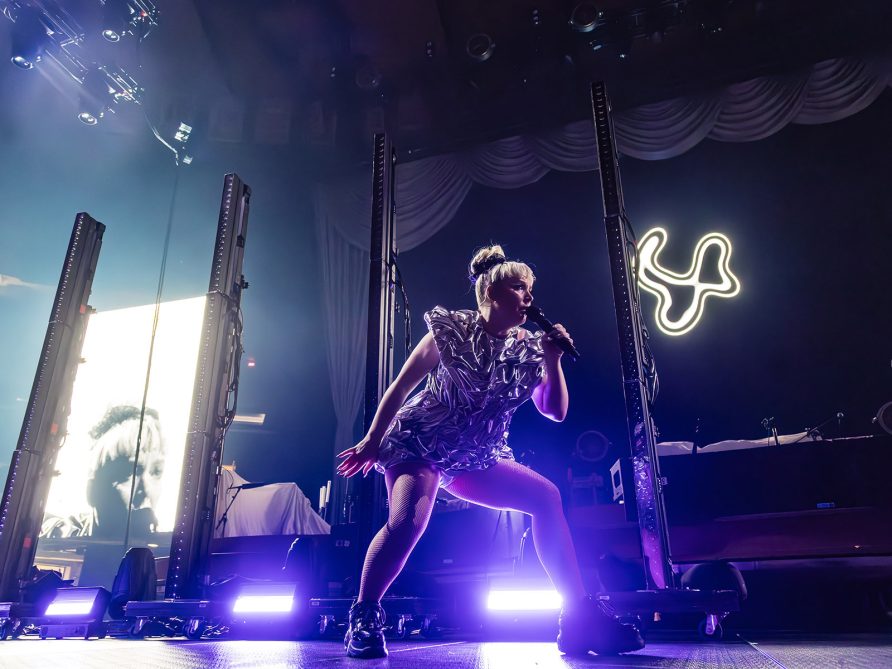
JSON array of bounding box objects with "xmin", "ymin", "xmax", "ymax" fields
[{"xmin": 491, "ymin": 260, "xmax": 535, "ymax": 286}]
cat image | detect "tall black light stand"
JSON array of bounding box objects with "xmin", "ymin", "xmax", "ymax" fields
[
  {"xmin": 590, "ymin": 82, "xmax": 740, "ymax": 633},
  {"xmin": 0, "ymin": 214, "xmax": 105, "ymax": 609}
]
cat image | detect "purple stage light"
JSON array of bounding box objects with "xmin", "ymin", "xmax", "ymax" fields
[
  {"xmin": 44, "ymin": 587, "xmax": 109, "ymax": 618},
  {"xmin": 486, "ymin": 588, "xmax": 562, "ymax": 611},
  {"xmin": 232, "ymin": 583, "xmax": 296, "ymax": 614}
]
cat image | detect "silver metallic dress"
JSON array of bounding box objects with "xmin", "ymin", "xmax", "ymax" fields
[{"xmin": 375, "ymin": 306, "xmax": 546, "ymax": 485}]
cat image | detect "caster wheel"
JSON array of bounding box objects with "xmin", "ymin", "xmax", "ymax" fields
[
  {"xmin": 184, "ymin": 618, "xmax": 206, "ymax": 640},
  {"xmin": 420, "ymin": 623, "xmax": 442, "ymax": 639},
  {"xmin": 0, "ymin": 621, "xmax": 10, "ymax": 641},
  {"xmin": 130, "ymin": 618, "xmax": 149, "ymax": 639},
  {"xmin": 697, "ymin": 618, "xmax": 724, "ymax": 641},
  {"xmin": 39, "ymin": 628, "xmax": 47, "ymax": 640}
]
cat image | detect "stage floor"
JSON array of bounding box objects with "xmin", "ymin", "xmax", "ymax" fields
[{"xmin": 1, "ymin": 634, "xmax": 890, "ymax": 668}]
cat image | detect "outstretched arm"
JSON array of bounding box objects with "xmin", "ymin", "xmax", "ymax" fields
[
  {"xmin": 532, "ymin": 324, "xmax": 571, "ymax": 422},
  {"xmin": 337, "ymin": 332, "xmax": 440, "ymax": 477}
]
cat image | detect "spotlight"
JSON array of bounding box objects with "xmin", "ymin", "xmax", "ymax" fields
[
  {"xmin": 466, "ymin": 33, "xmax": 495, "ymax": 62},
  {"xmin": 486, "ymin": 588, "xmax": 562, "ymax": 611},
  {"xmin": 484, "ymin": 579, "xmax": 562, "ymax": 639},
  {"xmin": 569, "ymin": 3, "xmax": 604, "ymax": 33},
  {"xmin": 77, "ymin": 67, "xmax": 114, "ymax": 125},
  {"xmin": 40, "ymin": 587, "xmax": 111, "ymax": 639},
  {"xmin": 231, "ymin": 583, "xmax": 296, "ymax": 616},
  {"xmin": 9, "ymin": 6, "xmax": 49, "ymax": 69},
  {"xmin": 12, "ymin": 55, "xmax": 33, "ymax": 69},
  {"xmin": 101, "ymin": 0, "xmax": 133, "ymax": 42},
  {"xmin": 354, "ymin": 56, "xmax": 382, "ymax": 91},
  {"xmin": 100, "ymin": 0, "xmax": 158, "ymax": 43},
  {"xmin": 77, "ymin": 111, "xmax": 99, "ymax": 125}
]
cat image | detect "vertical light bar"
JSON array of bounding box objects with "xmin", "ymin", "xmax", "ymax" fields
[
  {"xmin": 165, "ymin": 174, "xmax": 250, "ymax": 599},
  {"xmin": 0, "ymin": 213, "xmax": 105, "ymax": 600},
  {"xmin": 591, "ymin": 81, "xmax": 674, "ymax": 590},
  {"xmin": 354, "ymin": 133, "xmax": 396, "ymax": 564}
]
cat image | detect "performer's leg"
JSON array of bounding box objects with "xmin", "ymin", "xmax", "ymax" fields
[
  {"xmin": 446, "ymin": 458, "xmax": 643, "ymax": 655},
  {"xmin": 357, "ymin": 461, "xmax": 440, "ymax": 603},
  {"xmin": 445, "ymin": 458, "xmax": 585, "ymax": 603}
]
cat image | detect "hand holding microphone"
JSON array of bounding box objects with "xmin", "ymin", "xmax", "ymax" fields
[{"xmin": 525, "ymin": 304, "xmax": 580, "ymax": 362}]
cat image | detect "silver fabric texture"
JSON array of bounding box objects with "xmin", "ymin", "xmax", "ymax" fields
[{"xmin": 375, "ymin": 306, "xmax": 545, "ymax": 484}]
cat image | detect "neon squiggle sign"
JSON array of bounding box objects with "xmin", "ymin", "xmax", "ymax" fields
[{"xmin": 636, "ymin": 227, "xmax": 740, "ymax": 336}]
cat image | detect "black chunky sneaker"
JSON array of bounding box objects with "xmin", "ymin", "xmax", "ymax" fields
[
  {"xmin": 344, "ymin": 600, "xmax": 388, "ymax": 659},
  {"xmin": 557, "ymin": 595, "xmax": 644, "ymax": 656}
]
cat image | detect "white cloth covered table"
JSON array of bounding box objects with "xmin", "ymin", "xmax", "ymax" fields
[
  {"xmin": 213, "ymin": 468, "xmax": 331, "ymax": 537},
  {"xmin": 657, "ymin": 432, "xmax": 816, "ymax": 456}
]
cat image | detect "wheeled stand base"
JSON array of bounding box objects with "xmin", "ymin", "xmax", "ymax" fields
[
  {"xmin": 124, "ymin": 599, "xmax": 231, "ymax": 639},
  {"xmin": 598, "ymin": 588, "xmax": 740, "ymax": 639}
]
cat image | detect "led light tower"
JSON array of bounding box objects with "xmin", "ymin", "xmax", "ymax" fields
[
  {"xmin": 0, "ymin": 214, "xmax": 105, "ymax": 602},
  {"xmin": 164, "ymin": 173, "xmax": 251, "ymax": 600}
]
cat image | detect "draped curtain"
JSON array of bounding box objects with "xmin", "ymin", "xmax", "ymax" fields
[{"xmin": 314, "ymin": 54, "xmax": 892, "ymax": 495}]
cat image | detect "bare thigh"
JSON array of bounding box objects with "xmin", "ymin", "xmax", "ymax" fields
[{"xmin": 444, "ymin": 458, "xmax": 562, "ymax": 516}]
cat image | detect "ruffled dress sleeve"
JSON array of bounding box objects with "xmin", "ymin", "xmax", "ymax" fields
[{"xmin": 424, "ymin": 306, "xmax": 472, "ymax": 359}]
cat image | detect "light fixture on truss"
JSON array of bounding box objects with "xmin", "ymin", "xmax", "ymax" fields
[
  {"xmin": 2, "ymin": 1, "xmax": 146, "ymax": 124},
  {"xmin": 7, "ymin": 4, "xmax": 49, "ymax": 69},
  {"xmin": 100, "ymin": 0, "xmax": 159, "ymax": 43},
  {"xmin": 76, "ymin": 63, "xmax": 142, "ymax": 125}
]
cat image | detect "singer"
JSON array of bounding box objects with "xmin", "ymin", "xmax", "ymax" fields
[{"xmin": 336, "ymin": 244, "xmax": 643, "ymax": 659}]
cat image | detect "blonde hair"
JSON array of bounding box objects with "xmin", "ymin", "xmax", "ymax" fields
[
  {"xmin": 88, "ymin": 406, "xmax": 165, "ymax": 474},
  {"xmin": 468, "ymin": 244, "xmax": 535, "ymax": 307}
]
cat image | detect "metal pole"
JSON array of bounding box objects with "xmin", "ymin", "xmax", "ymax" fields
[{"xmin": 591, "ymin": 81, "xmax": 674, "ymax": 590}]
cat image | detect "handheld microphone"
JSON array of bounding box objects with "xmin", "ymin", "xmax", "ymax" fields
[{"xmin": 525, "ymin": 304, "xmax": 580, "ymax": 361}]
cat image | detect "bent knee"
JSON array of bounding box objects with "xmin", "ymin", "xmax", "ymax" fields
[{"xmin": 528, "ymin": 479, "xmax": 563, "ymax": 516}]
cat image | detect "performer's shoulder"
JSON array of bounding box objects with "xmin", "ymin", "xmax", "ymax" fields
[{"xmin": 424, "ymin": 305, "xmax": 474, "ymax": 323}]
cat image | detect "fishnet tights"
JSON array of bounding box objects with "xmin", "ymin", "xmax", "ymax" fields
[
  {"xmin": 356, "ymin": 458, "xmax": 585, "ymax": 605},
  {"xmin": 357, "ymin": 462, "xmax": 440, "ymax": 603},
  {"xmin": 446, "ymin": 458, "xmax": 586, "ymax": 603}
]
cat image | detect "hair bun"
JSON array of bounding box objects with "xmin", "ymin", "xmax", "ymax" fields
[
  {"xmin": 469, "ymin": 244, "xmax": 507, "ymax": 279},
  {"xmin": 471, "ymin": 254, "xmax": 506, "ymax": 277}
]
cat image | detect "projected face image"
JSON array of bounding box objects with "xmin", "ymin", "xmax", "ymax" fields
[
  {"xmin": 39, "ymin": 295, "xmax": 205, "ymax": 541},
  {"xmin": 86, "ymin": 406, "xmax": 166, "ymax": 538}
]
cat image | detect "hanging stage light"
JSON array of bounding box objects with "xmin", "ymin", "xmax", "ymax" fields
[
  {"xmin": 9, "ymin": 6, "xmax": 49, "ymax": 69},
  {"xmin": 569, "ymin": 3, "xmax": 604, "ymax": 33},
  {"xmin": 466, "ymin": 33, "xmax": 495, "ymax": 62},
  {"xmin": 77, "ymin": 66, "xmax": 114, "ymax": 125},
  {"xmin": 100, "ymin": 0, "xmax": 159, "ymax": 43},
  {"xmin": 100, "ymin": 0, "xmax": 133, "ymax": 42}
]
